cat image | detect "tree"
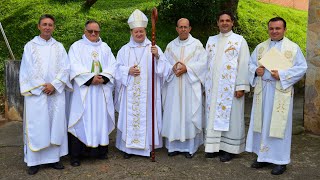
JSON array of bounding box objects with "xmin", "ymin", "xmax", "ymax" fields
[
  {"xmin": 158, "ymin": 0, "xmax": 239, "ymax": 29},
  {"xmin": 158, "ymin": 0, "xmax": 239, "ymax": 42},
  {"xmin": 220, "ymin": 0, "xmax": 239, "ymax": 17}
]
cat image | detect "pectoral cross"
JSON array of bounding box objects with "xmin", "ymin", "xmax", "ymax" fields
[{"xmin": 134, "ymin": 65, "xmax": 141, "ymax": 84}]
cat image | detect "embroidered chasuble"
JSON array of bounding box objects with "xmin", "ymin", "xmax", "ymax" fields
[
  {"xmin": 20, "ymin": 36, "xmax": 72, "ymax": 166},
  {"xmin": 161, "ymin": 35, "xmax": 207, "ymax": 154},
  {"xmin": 68, "ymin": 35, "xmax": 116, "ymax": 147}
]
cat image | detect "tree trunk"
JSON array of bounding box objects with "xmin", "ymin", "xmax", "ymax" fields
[
  {"xmin": 220, "ymin": 0, "xmax": 239, "ymax": 14},
  {"xmin": 84, "ymin": 0, "xmax": 98, "ymax": 8},
  {"xmin": 5, "ymin": 60, "xmax": 23, "ymax": 121},
  {"xmin": 219, "ymin": 0, "xmax": 239, "ymax": 20}
]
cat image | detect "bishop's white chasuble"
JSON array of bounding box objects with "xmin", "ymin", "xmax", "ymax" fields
[{"xmin": 115, "ymin": 37, "xmax": 170, "ymax": 156}]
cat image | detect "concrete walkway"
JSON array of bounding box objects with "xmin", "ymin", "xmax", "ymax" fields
[
  {"xmin": 0, "ymin": 123, "xmax": 320, "ymax": 179},
  {"xmin": 0, "ymin": 95, "xmax": 319, "ymax": 179}
]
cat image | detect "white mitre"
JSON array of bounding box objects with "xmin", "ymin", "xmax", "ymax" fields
[{"xmin": 128, "ymin": 9, "xmax": 148, "ymax": 29}]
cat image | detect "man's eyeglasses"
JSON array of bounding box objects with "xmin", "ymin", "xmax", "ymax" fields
[
  {"xmin": 177, "ymin": 26, "xmax": 190, "ymax": 30},
  {"xmin": 86, "ymin": 29, "xmax": 100, "ymax": 34}
]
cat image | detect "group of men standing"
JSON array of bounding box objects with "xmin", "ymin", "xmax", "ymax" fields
[{"xmin": 19, "ymin": 9, "xmax": 307, "ymax": 176}]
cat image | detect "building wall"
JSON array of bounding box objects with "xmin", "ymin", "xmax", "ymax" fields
[
  {"xmin": 258, "ymin": 0, "xmax": 308, "ymax": 11},
  {"xmin": 305, "ymin": 0, "xmax": 320, "ymax": 135}
]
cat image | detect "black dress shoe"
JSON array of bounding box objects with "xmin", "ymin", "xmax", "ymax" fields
[
  {"xmin": 251, "ymin": 160, "xmax": 271, "ymax": 169},
  {"xmin": 50, "ymin": 162, "xmax": 65, "ymax": 170},
  {"xmin": 219, "ymin": 152, "xmax": 235, "ymax": 162},
  {"xmin": 271, "ymin": 165, "xmax": 286, "ymax": 175},
  {"xmin": 98, "ymin": 154, "xmax": 108, "ymax": 160},
  {"xmin": 124, "ymin": 153, "xmax": 133, "ymax": 159},
  {"xmin": 70, "ymin": 158, "xmax": 81, "ymax": 167},
  {"xmin": 28, "ymin": 165, "xmax": 40, "ymax": 175},
  {"xmin": 168, "ymin": 151, "xmax": 180, "ymax": 157},
  {"xmin": 205, "ymin": 152, "xmax": 220, "ymax": 158},
  {"xmin": 185, "ymin": 153, "xmax": 194, "ymax": 159}
]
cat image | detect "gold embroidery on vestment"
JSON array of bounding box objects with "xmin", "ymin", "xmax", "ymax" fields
[{"xmin": 284, "ymin": 50, "xmax": 293, "ymax": 59}]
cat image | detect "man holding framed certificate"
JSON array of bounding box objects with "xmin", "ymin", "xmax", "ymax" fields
[{"xmin": 246, "ymin": 17, "xmax": 308, "ymax": 175}]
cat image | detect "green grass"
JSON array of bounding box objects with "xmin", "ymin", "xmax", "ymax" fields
[
  {"xmin": 0, "ymin": 0, "xmax": 308, "ymax": 95},
  {"xmin": 237, "ymin": 0, "xmax": 307, "ymax": 53}
]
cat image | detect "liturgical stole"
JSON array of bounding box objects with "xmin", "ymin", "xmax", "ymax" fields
[
  {"xmin": 206, "ymin": 33, "xmax": 243, "ymax": 131},
  {"xmin": 253, "ymin": 37, "xmax": 297, "ymax": 138}
]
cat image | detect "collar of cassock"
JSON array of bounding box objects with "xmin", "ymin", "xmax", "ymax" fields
[
  {"xmin": 32, "ymin": 36, "xmax": 56, "ymax": 46},
  {"xmin": 219, "ymin": 30, "xmax": 233, "ymax": 37},
  {"xmin": 271, "ymin": 37, "xmax": 284, "ymax": 42},
  {"xmin": 269, "ymin": 37, "xmax": 284, "ymax": 47},
  {"xmin": 128, "ymin": 36, "xmax": 151, "ymax": 48},
  {"xmin": 174, "ymin": 34, "xmax": 195, "ymax": 47},
  {"xmin": 81, "ymin": 34, "xmax": 102, "ymax": 46}
]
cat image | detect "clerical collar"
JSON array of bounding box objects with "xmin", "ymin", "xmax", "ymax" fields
[
  {"xmin": 271, "ymin": 38, "xmax": 284, "ymax": 42},
  {"xmin": 178, "ymin": 34, "xmax": 190, "ymax": 45},
  {"xmin": 33, "ymin": 36, "xmax": 56, "ymax": 46},
  {"xmin": 38, "ymin": 36, "xmax": 53, "ymax": 42},
  {"xmin": 174, "ymin": 34, "xmax": 194, "ymax": 47},
  {"xmin": 220, "ymin": 30, "xmax": 233, "ymax": 37},
  {"xmin": 82, "ymin": 34, "xmax": 102, "ymax": 46},
  {"xmin": 128, "ymin": 36, "xmax": 151, "ymax": 48}
]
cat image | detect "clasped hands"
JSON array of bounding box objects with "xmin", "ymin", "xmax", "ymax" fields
[
  {"xmin": 172, "ymin": 62, "xmax": 187, "ymax": 77},
  {"xmin": 129, "ymin": 65, "xmax": 140, "ymax": 77},
  {"xmin": 91, "ymin": 75, "xmax": 105, "ymax": 85},
  {"xmin": 234, "ymin": 90, "xmax": 244, "ymax": 98},
  {"xmin": 43, "ymin": 83, "xmax": 55, "ymax": 95},
  {"xmin": 256, "ymin": 65, "xmax": 280, "ymax": 80}
]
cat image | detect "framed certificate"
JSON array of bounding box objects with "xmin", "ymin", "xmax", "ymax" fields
[{"xmin": 259, "ymin": 47, "xmax": 292, "ymax": 71}]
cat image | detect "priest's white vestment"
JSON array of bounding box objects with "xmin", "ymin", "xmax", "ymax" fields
[
  {"xmin": 115, "ymin": 37, "xmax": 169, "ymax": 156},
  {"xmin": 205, "ymin": 31, "xmax": 250, "ymax": 154},
  {"xmin": 68, "ymin": 35, "xmax": 116, "ymax": 147},
  {"xmin": 162, "ymin": 35, "xmax": 207, "ymax": 154},
  {"xmin": 19, "ymin": 36, "xmax": 72, "ymax": 166},
  {"xmin": 245, "ymin": 37, "xmax": 307, "ymax": 165}
]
